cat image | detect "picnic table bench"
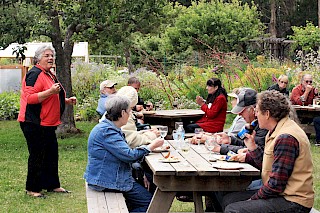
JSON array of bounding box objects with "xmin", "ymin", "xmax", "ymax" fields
[{"xmin": 85, "ymin": 182, "xmax": 128, "ymax": 213}]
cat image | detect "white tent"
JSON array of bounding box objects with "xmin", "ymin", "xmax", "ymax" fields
[{"xmin": 0, "ymin": 42, "xmax": 89, "ymax": 63}]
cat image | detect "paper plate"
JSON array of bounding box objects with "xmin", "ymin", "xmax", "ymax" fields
[
  {"xmin": 153, "ymin": 148, "xmax": 170, "ymax": 153},
  {"xmin": 213, "ymin": 164, "xmax": 243, "ymax": 170},
  {"xmin": 159, "ymin": 158, "xmax": 180, "ymax": 163}
]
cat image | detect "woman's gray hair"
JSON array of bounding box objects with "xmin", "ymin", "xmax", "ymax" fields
[
  {"xmin": 33, "ymin": 45, "xmax": 56, "ymax": 64},
  {"xmin": 104, "ymin": 95, "xmax": 131, "ymax": 121}
]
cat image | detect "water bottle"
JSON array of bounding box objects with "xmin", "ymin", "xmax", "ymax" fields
[
  {"xmin": 177, "ymin": 125, "xmax": 185, "ymax": 141},
  {"xmin": 237, "ymin": 119, "xmax": 258, "ymax": 139}
]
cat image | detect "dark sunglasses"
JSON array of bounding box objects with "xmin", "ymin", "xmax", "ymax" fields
[
  {"xmin": 305, "ymin": 80, "xmax": 313, "ymax": 84},
  {"xmin": 107, "ymin": 85, "xmax": 115, "ymax": 89},
  {"xmin": 280, "ymin": 81, "xmax": 288, "ymax": 84}
]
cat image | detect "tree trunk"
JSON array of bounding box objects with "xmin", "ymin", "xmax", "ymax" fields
[
  {"xmin": 124, "ymin": 47, "xmax": 134, "ymax": 73},
  {"xmin": 270, "ymin": 0, "xmax": 277, "ymax": 38},
  {"xmin": 51, "ymin": 16, "xmax": 79, "ymax": 135}
]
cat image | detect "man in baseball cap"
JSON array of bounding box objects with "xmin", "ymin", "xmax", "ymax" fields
[
  {"xmin": 96, "ymin": 80, "xmax": 117, "ymax": 116},
  {"xmin": 231, "ymin": 88, "xmax": 257, "ymax": 115}
]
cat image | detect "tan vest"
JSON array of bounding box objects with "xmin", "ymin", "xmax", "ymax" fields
[{"xmin": 262, "ymin": 117, "xmax": 314, "ymax": 208}]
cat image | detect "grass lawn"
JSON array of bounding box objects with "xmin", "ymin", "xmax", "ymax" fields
[{"xmin": 0, "ymin": 120, "xmax": 319, "ymax": 212}]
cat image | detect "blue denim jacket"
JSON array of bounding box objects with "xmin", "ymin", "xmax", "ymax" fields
[{"xmin": 84, "ymin": 119, "xmax": 150, "ymax": 192}]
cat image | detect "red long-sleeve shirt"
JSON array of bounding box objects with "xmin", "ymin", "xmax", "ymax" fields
[
  {"xmin": 196, "ymin": 94, "xmax": 227, "ymax": 133},
  {"xmin": 18, "ymin": 65, "xmax": 65, "ymax": 126}
]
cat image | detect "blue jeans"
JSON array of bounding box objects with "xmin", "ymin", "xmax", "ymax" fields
[
  {"xmin": 314, "ymin": 117, "xmax": 320, "ymax": 143},
  {"xmin": 123, "ymin": 181, "xmax": 152, "ymax": 213},
  {"xmin": 222, "ymin": 190, "xmax": 311, "ymax": 213}
]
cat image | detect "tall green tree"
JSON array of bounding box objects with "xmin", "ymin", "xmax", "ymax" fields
[{"xmin": 165, "ymin": 0, "xmax": 264, "ymax": 54}]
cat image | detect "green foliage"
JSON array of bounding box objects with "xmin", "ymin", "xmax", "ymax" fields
[
  {"xmin": 164, "ymin": 0, "xmax": 265, "ymax": 54},
  {"xmin": 290, "ymin": 21, "xmax": 320, "ymax": 51},
  {"xmin": 0, "ymin": 92, "xmax": 20, "ymax": 120}
]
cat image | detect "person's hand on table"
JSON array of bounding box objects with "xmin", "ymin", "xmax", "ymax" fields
[
  {"xmin": 148, "ymin": 138, "xmax": 164, "ymax": 151},
  {"xmin": 214, "ymin": 132, "xmax": 230, "ymax": 144},
  {"xmin": 212, "ymin": 145, "xmax": 221, "ymax": 153},
  {"xmin": 230, "ymin": 153, "xmax": 246, "ymax": 162},
  {"xmin": 237, "ymin": 148, "xmax": 249, "ymax": 154},
  {"xmin": 151, "ymin": 128, "xmax": 160, "ymax": 137}
]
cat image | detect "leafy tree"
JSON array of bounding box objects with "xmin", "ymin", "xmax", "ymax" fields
[
  {"xmin": 0, "ymin": 0, "xmax": 167, "ymax": 134},
  {"xmin": 290, "ymin": 21, "xmax": 320, "ymax": 51},
  {"xmin": 164, "ymin": 0, "xmax": 264, "ymax": 55}
]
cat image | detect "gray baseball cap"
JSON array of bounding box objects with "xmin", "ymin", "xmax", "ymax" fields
[{"xmin": 231, "ymin": 88, "xmax": 257, "ymax": 114}]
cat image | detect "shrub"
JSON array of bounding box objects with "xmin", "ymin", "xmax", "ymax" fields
[{"xmin": 0, "ymin": 92, "xmax": 20, "ymax": 120}]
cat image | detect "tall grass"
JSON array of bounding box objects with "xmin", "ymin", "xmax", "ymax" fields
[{"xmin": 0, "ymin": 121, "xmax": 319, "ymax": 212}]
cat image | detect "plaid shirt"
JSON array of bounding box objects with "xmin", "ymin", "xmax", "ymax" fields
[{"xmin": 247, "ymin": 133, "xmax": 299, "ymax": 200}]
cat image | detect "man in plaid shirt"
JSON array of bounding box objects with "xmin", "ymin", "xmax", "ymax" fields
[{"xmin": 222, "ymin": 90, "xmax": 314, "ymax": 213}]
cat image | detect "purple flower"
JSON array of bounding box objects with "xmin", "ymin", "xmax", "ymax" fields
[
  {"xmin": 272, "ymin": 74, "xmax": 277, "ymax": 82},
  {"xmin": 211, "ymin": 66, "xmax": 219, "ymax": 73}
]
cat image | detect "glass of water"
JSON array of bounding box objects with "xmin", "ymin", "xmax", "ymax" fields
[
  {"xmin": 205, "ymin": 137, "xmax": 218, "ymax": 161},
  {"xmin": 181, "ymin": 140, "xmax": 191, "ymax": 165},
  {"xmin": 159, "ymin": 126, "xmax": 168, "ymax": 138},
  {"xmin": 194, "ymin": 128, "xmax": 204, "ymax": 149}
]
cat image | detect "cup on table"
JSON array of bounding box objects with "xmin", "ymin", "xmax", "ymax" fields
[
  {"xmin": 158, "ymin": 126, "xmax": 168, "ymax": 138},
  {"xmin": 194, "ymin": 128, "xmax": 204, "ymax": 149},
  {"xmin": 181, "ymin": 140, "xmax": 191, "ymax": 165}
]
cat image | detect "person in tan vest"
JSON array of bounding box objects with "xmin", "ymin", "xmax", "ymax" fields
[{"xmin": 222, "ymin": 90, "xmax": 314, "ymax": 213}]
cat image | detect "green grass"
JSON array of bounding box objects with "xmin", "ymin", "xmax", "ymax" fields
[{"xmin": 0, "ymin": 120, "xmax": 319, "ymax": 212}]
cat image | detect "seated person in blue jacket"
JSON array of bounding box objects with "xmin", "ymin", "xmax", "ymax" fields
[
  {"xmin": 96, "ymin": 80, "xmax": 117, "ymax": 116},
  {"xmin": 84, "ymin": 95, "xmax": 164, "ymax": 212}
]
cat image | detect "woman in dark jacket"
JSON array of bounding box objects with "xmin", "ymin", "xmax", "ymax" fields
[{"xmin": 267, "ymin": 74, "xmax": 289, "ymax": 97}]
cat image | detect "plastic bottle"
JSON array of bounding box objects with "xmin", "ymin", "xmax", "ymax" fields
[
  {"xmin": 237, "ymin": 119, "xmax": 258, "ymax": 139},
  {"xmin": 177, "ymin": 125, "xmax": 185, "ymax": 141}
]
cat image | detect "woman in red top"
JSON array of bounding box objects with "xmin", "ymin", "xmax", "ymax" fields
[
  {"xmin": 18, "ymin": 45, "xmax": 76, "ymax": 198},
  {"xmin": 186, "ymin": 78, "xmax": 228, "ymax": 133}
]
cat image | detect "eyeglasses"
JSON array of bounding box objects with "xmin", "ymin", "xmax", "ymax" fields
[
  {"xmin": 280, "ymin": 81, "xmax": 288, "ymax": 84},
  {"xmin": 106, "ymin": 86, "xmax": 115, "ymax": 89},
  {"xmin": 305, "ymin": 80, "xmax": 313, "ymax": 84}
]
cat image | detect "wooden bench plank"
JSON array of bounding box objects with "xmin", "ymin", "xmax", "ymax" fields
[{"xmin": 85, "ymin": 182, "xmax": 129, "ymax": 213}]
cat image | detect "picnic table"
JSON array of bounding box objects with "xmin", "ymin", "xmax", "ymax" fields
[
  {"xmin": 292, "ymin": 105, "xmax": 320, "ymax": 135},
  {"xmin": 145, "ymin": 140, "xmax": 260, "ymax": 213},
  {"xmin": 143, "ymin": 109, "xmax": 204, "ymax": 135}
]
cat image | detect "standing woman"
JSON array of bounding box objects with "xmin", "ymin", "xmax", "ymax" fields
[
  {"xmin": 18, "ymin": 45, "xmax": 77, "ymax": 198},
  {"xmin": 186, "ymin": 78, "xmax": 228, "ymax": 133}
]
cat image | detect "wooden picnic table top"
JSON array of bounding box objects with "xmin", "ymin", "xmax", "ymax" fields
[
  {"xmin": 292, "ymin": 105, "xmax": 320, "ymax": 111},
  {"xmin": 145, "ymin": 140, "xmax": 260, "ymax": 213},
  {"xmin": 142, "ymin": 109, "xmax": 205, "ymax": 118}
]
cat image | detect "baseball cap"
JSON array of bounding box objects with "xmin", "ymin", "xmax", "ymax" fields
[
  {"xmin": 227, "ymin": 92, "xmax": 238, "ymax": 98},
  {"xmin": 100, "ymin": 80, "xmax": 117, "ymax": 90},
  {"xmin": 231, "ymin": 88, "xmax": 257, "ymax": 114}
]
